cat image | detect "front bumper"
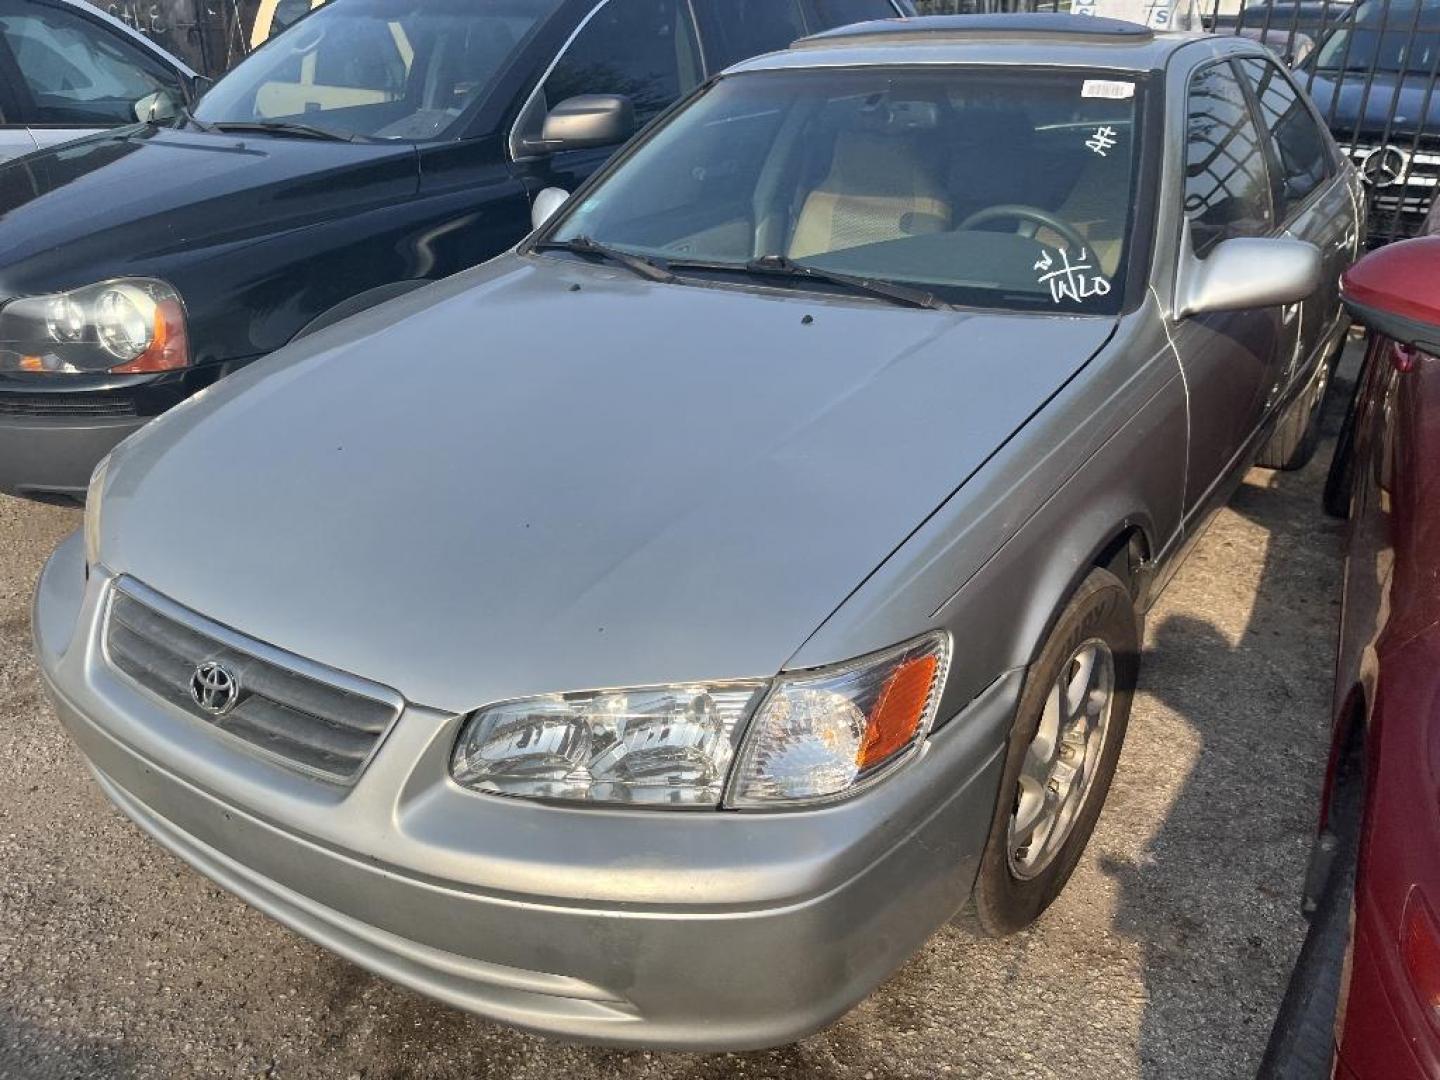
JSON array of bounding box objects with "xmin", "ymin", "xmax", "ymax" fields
[
  {"xmin": 0, "ymin": 409, "xmax": 146, "ymax": 501},
  {"xmin": 35, "ymin": 534, "xmax": 1016, "ymax": 1050}
]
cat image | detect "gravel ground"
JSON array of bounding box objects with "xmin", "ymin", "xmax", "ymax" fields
[{"xmin": 0, "ymin": 357, "xmax": 1354, "ymax": 1080}]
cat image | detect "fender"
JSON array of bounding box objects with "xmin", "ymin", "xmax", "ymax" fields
[{"xmin": 291, "ymin": 280, "xmax": 433, "ymax": 343}]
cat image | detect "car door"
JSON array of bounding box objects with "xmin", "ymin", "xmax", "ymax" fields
[
  {"xmin": 510, "ymin": 0, "xmax": 704, "ymax": 198},
  {"xmin": 1237, "ymin": 54, "xmax": 1356, "ymax": 402},
  {"xmin": 1168, "ymin": 57, "xmax": 1296, "ymax": 516},
  {"xmin": 0, "ymin": 0, "xmax": 191, "ymax": 152}
]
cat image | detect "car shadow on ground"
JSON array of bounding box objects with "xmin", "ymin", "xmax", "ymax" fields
[{"xmin": 1101, "ymin": 355, "xmax": 1356, "ymax": 1078}]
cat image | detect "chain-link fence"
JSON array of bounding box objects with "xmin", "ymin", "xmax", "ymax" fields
[{"xmin": 915, "ymin": 0, "xmax": 1439, "ymax": 242}]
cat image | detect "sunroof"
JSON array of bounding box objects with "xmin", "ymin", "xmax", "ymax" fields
[{"xmin": 796, "ymin": 14, "xmax": 1157, "ymax": 47}]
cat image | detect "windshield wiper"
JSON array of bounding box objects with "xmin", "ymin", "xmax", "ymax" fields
[
  {"xmin": 210, "ymin": 120, "xmax": 360, "ymax": 143},
  {"xmin": 174, "ymin": 105, "xmax": 218, "ymax": 133},
  {"xmin": 740, "ymin": 254, "xmax": 948, "ymax": 311},
  {"xmin": 533, "ymin": 235, "xmax": 677, "ymax": 283}
]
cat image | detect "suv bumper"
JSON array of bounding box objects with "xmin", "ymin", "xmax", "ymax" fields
[
  {"xmin": 35, "ymin": 534, "xmax": 1016, "ymax": 1051},
  {"xmin": 0, "ymin": 411, "xmax": 147, "ymax": 501}
]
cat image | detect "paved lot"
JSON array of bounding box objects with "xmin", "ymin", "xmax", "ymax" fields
[{"xmin": 0, "ymin": 362, "xmax": 1353, "ymax": 1080}]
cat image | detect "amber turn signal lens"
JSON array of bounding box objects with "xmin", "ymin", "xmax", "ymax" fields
[
  {"xmin": 858, "ymin": 654, "xmax": 939, "ymax": 770},
  {"xmin": 110, "ymin": 298, "xmax": 189, "ymax": 374}
]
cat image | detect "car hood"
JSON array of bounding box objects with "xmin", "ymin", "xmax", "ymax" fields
[
  {"xmin": 0, "ymin": 126, "xmax": 416, "ymax": 293},
  {"xmin": 99, "ymin": 256, "xmax": 1116, "ymax": 714},
  {"xmin": 1305, "ymin": 70, "xmax": 1440, "ymax": 136}
]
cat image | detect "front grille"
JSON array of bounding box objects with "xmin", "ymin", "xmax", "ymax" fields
[
  {"xmin": 1349, "ymin": 142, "xmax": 1440, "ymax": 240},
  {"xmin": 104, "ymin": 580, "xmax": 402, "ymax": 783},
  {"xmin": 0, "ymin": 392, "xmax": 138, "ymax": 418}
]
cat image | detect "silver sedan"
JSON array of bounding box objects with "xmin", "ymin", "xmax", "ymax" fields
[{"xmin": 35, "ymin": 14, "xmax": 1360, "ymax": 1052}]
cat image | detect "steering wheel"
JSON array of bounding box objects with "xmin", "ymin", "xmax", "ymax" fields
[{"xmin": 958, "ymin": 204, "xmax": 1090, "ymax": 254}]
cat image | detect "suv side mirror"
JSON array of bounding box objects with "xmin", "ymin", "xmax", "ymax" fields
[
  {"xmin": 525, "ymin": 94, "xmax": 635, "ymax": 155},
  {"xmin": 134, "ymin": 89, "xmax": 180, "ymax": 123},
  {"xmin": 1176, "ymin": 236, "xmax": 1321, "ymax": 318},
  {"xmin": 1341, "ymin": 236, "xmax": 1440, "ymax": 354},
  {"xmin": 189, "ymin": 74, "xmax": 215, "ymax": 103}
]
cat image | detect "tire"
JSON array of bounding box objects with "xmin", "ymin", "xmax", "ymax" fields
[
  {"xmin": 1257, "ymin": 349, "xmax": 1337, "ymax": 472},
  {"xmin": 970, "ymin": 567, "xmax": 1140, "ymax": 937}
]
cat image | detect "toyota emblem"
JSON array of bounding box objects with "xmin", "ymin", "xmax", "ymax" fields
[
  {"xmin": 190, "ymin": 660, "xmax": 240, "ymax": 716},
  {"xmin": 1361, "ymin": 145, "xmax": 1409, "ymax": 188}
]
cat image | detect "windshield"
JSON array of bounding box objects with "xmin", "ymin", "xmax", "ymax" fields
[
  {"xmin": 547, "ymin": 68, "xmax": 1143, "ymax": 314},
  {"xmin": 1312, "ymin": 1, "xmax": 1440, "ymax": 73},
  {"xmin": 196, "ymin": 0, "xmax": 564, "ymax": 141}
]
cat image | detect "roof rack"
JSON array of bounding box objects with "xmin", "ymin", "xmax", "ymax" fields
[{"xmin": 794, "ymin": 14, "xmax": 1157, "ymax": 49}]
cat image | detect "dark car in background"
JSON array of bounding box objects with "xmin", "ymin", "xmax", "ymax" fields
[
  {"xmin": 1302, "ymin": 0, "xmax": 1440, "ymax": 240},
  {"xmin": 1261, "ymin": 227, "xmax": 1440, "ymax": 1079},
  {"xmin": 0, "ymin": 0, "xmax": 910, "ymax": 503},
  {"xmin": 0, "ymin": 0, "xmax": 200, "ymax": 162}
]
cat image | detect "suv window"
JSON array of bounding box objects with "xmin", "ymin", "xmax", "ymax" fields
[
  {"xmin": 1237, "ymin": 57, "xmax": 1332, "ymax": 218},
  {"xmin": 1184, "ymin": 61, "xmax": 1274, "ymax": 255},
  {"xmin": 543, "ymin": 0, "xmax": 701, "ymax": 125},
  {"xmin": 0, "ymin": 2, "xmax": 181, "ymax": 127},
  {"xmin": 805, "ymin": 0, "xmax": 897, "ymax": 28},
  {"xmin": 693, "ymin": 0, "xmax": 806, "ymax": 71},
  {"xmin": 200, "ymin": 0, "xmax": 563, "ymax": 142}
]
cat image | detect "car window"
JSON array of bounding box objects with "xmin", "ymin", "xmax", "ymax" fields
[
  {"xmin": 1237, "ymin": 57, "xmax": 1331, "ymax": 217},
  {"xmin": 0, "ymin": 2, "xmax": 181, "ymax": 127},
  {"xmin": 693, "ymin": 0, "xmax": 806, "ymax": 71},
  {"xmin": 199, "ymin": 0, "xmax": 565, "ymax": 142},
  {"xmin": 1184, "ymin": 61, "xmax": 1274, "ymax": 255},
  {"xmin": 542, "ymin": 0, "xmax": 701, "ymax": 126},
  {"xmin": 549, "ymin": 67, "xmax": 1144, "ymax": 314},
  {"xmin": 805, "ymin": 0, "xmax": 898, "ymax": 29},
  {"xmin": 1310, "ymin": 0, "xmax": 1440, "ymax": 76}
]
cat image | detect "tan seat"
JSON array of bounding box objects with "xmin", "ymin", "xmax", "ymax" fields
[{"xmin": 788, "ymin": 130, "xmax": 952, "ymax": 259}]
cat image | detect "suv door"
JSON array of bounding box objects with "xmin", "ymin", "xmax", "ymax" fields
[
  {"xmin": 0, "ymin": 0, "xmax": 190, "ymax": 152},
  {"xmin": 1169, "ymin": 57, "xmax": 1295, "ymax": 515},
  {"xmin": 1237, "ymin": 55, "xmax": 1356, "ymax": 399}
]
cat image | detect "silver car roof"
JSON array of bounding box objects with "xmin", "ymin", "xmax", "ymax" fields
[{"xmin": 728, "ymin": 15, "xmax": 1265, "ymax": 75}]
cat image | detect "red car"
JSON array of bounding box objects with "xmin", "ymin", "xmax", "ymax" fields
[{"xmin": 1261, "ymin": 233, "xmax": 1440, "ymax": 1078}]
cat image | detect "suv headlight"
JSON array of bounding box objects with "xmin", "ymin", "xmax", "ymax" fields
[
  {"xmin": 0, "ymin": 279, "xmax": 189, "ymax": 374},
  {"xmin": 450, "ymin": 632, "xmax": 950, "ymax": 809}
]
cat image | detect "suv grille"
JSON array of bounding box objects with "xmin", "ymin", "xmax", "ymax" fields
[
  {"xmin": 104, "ymin": 580, "xmax": 402, "ymax": 783},
  {"xmin": 0, "ymin": 393, "xmax": 138, "ymax": 418},
  {"xmin": 1349, "ymin": 142, "xmax": 1440, "ymax": 239}
]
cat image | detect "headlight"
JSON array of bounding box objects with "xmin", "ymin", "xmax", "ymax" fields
[
  {"xmin": 450, "ymin": 631, "xmax": 951, "ymax": 810},
  {"xmin": 452, "ymin": 683, "xmax": 766, "ymax": 806},
  {"xmin": 726, "ymin": 632, "xmax": 950, "ymax": 807},
  {"xmin": 0, "ymin": 279, "xmax": 189, "ymax": 374},
  {"xmin": 83, "ymin": 454, "xmax": 110, "ymax": 567}
]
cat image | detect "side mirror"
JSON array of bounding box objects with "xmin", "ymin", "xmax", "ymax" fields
[
  {"xmin": 531, "ymin": 187, "xmax": 570, "ymax": 232},
  {"xmin": 189, "ymin": 74, "xmax": 215, "ymax": 103},
  {"xmin": 1176, "ymin": 236, "xmax": 1321, "ymax": 318},
  {"xmin": 1341, "ymin": 236, "xmax": 1440, "ymax": 354},
  {"xmin": 525, "ymin": 94, "xmax": 635, "ymax": 155},
  {"xmin": 134, "ymin": 89, "xmax": 179, "ymax": 123}
]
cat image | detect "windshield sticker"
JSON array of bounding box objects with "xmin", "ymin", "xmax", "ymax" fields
[
  {"xmin": 1082, "ymin": 79, "xmax": 1135, "ymax": 100},
  {"xmin": 1035, "ymin": 248, "xmax": 1113, "ymax": 304},
  {"xmin": 1086, "ymin": 125, "xmax": 1120, "ymax": 156}
]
